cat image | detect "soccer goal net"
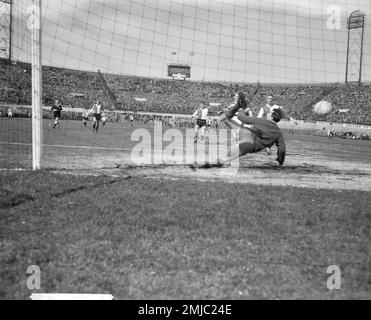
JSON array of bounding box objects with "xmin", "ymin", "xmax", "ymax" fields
[{"xmin": 0, "ymin": 0, "xmax": 370, "ymax": 170}]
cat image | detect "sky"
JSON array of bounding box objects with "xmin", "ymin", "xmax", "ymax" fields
[{"xmin": 3, "ymin": 0, "xmax": 371, "ymax": 83}]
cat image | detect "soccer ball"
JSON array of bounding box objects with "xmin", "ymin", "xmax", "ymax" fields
[{"xmin": 313, "ymin": 101, "xmax": 332, "ymax": 116}]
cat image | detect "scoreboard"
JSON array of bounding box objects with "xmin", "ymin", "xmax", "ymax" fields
[{"xmin": 168, "ymin": 64, "xmax": 191, "ymax": 78}]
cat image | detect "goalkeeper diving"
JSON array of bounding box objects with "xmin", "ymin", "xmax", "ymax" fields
[{"xmin": 217, "ymin": 92, "xmax": 286, "ymax": 167}]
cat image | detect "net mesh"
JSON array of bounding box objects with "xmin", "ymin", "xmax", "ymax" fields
[
  {"xmin": 8, "ymin": 0, "xmax": 371, "ymax": 83},
  {"xmin": 0, "ymin": 0, "xmax": 371, "ymax": 170}
]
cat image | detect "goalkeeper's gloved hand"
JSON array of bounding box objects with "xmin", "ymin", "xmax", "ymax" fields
[{"xmin": 276, "ymin": 152, "xmax": 285, "ymax": 166}]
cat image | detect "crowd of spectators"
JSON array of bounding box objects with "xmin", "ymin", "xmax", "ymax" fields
[
  {"xmin": 0, "ymin": 59, "xmax": 31, "ymax": 105},
  {"xmin": 322, "ymin": 84, "xmax": 371, "ymax": 125},
  {"xmin": 0, "ymin": 58, "xmax": 370, "ymax": 125},
  {"xmin": 107, "ymin": 112, "xmax": 197, "ymax": 128}
]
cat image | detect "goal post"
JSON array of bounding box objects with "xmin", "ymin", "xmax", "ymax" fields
[{"xmin": 30, "ymin": 0, "xmax": 43, "ymax": 170}]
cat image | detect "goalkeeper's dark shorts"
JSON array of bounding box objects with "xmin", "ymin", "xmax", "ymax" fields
[{"xmin": 53, "ymin": 111, "xmax": 61, "ymax": 119}]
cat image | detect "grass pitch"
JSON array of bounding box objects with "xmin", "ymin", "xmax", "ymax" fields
[
  {"xmin": 0, "ymin": 118, "xmax": 370, "ymax": 299},
  {"xmin": 0, "ymin": 170, "xmax": 370, "ymax": 299}
]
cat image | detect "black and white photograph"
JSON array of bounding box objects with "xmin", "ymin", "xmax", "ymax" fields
[{"xmin": 0, "ymin": 0, "xmax": 370, "ymax": 303}]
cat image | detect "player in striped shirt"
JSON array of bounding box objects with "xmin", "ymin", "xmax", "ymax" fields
[
  {"xmin": 90, "ymin": 99, "xmax": 103, "ymax": 133},
  {"xmin": 192, "ymin": 102, "xmax": 209, "ymax": 143},
  {"xmin": 257, "ymin": 95, "xmax": 296, "ymax": 123}
]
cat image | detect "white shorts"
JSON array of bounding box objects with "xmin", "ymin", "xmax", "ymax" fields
[{"xmin": 232, "ymin": 116, "xmax": 241, "ymax": 126}]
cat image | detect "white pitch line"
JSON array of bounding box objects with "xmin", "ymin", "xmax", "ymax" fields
[
  {"xmin": 0, "ymin": 141, "xmax": 204, "ymax": 152},
  {"xmin": 0, "ymin": 141, "xmax": 131, "ymax": 151}
]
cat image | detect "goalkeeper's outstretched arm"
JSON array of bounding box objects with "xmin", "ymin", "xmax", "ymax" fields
[{"xmin": 276, "ymin": 134, "xmax": 286, "ymax": 166}]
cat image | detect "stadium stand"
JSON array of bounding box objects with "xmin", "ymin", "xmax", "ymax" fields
[{"xmin": 0, "ymin": 58, "xmax": 370, "ymax": 125}]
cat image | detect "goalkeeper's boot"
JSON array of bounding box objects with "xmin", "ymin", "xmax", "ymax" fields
[
  {"xmin": 219, "ymin": 104, "xmax": 241, "ymax": 123},
  {"xmin": 225, "ymin": 102, "xmax": 243, "ymax": 120}
]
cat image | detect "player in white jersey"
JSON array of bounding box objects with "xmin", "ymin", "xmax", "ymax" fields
[
  {"xmin": 257, "ymin": 95, "xmax": 296, "ymax": 122},
  {"xmin": 90, "ymin": 99, "xmax": 103, "ymax": 133},
  {"xmin": 82, "ymin": 109, "xmax": 89, "ymax": 127},
  {"xmin": 7, "ymin": 108, "xmax": 13, "ymax": 119},
  {"xmin": 192, "ymin": 102, "xmax": 209, "ymax": 143},
  {"xmin": 101, "ymin": 112, "xmax": 108, "ymax": 126},
  {"xmin": 205, "ymin": 117, "xmax": 213, "ymax": 134}
]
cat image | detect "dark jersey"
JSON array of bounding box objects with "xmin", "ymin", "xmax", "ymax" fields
[
  {"xmin": 237, "ymin": 111, "xmax": 286, "ymax": 165},
  {"xmin": 51, "ymin": 104, "xmax": 62, "ymax": 116}
]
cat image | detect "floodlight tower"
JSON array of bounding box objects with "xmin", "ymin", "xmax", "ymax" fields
[
  {"xmin": 345, "ymin": 10, "xmax": 366, "ymax": 84},
  {"xmin": 0, "ymin": 0, "xmax": 12, "ymax": 60}
]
